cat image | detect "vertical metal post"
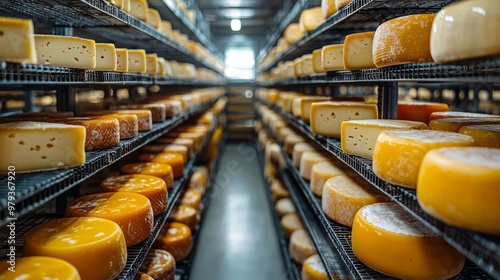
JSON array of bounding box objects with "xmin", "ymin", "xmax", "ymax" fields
[
  {"xmin": 23, "ymin": 90, "xmax": 35, "ymax": 112},
  {"xmin": 56, "ymin": 86, "xmax": 76, "ymax": 113},
  {"xmin": 331, "ymin": 85, "xmax": 340, "ymax": 97},
  {"xmin": 53, "ymin": 26, "xmax": 73, "ymax": 36},
  {"xmin": 377, "ymin": 82, "xmax": 398, "ymax": 119}
]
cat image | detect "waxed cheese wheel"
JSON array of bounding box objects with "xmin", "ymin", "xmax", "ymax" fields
[
  {"xmin": 120, "ymin": 162, "xmax": 174, "ymax": 190},
  {"xmin": 139, "ymin": 249, "xmax": 175, "ymax": 280},
  {"xmin": 459, "ymin": 124, "xmax": 500, "ymax": 148},
  {"xmin": 0, "ymin": 256, "xmax": 80, "ymax": 280},
  {"xmin": 188, "ymin": 169, "xmax": 208, "ymax": 195},
  {"xmin": 281, "ymin": 213, "xmax": 303, "ymax": 238},
  {"xmin": 397, "ymin": 101, "xmax": 448, "ymax": 124},
  {"xmin": 139, "ymin": 152, "xmax": 184, "ymax": 178},
  {"xmin": 155, "ymin": 222, "xmax": 193, "ymax": 261},
  {"xmin": 143, "ymin": 144, "xmax": 189, "ymax": 162},
  {"xmin": 180, "ymin": 188, "xmax": 202, "ymax": 211},
  {"xmin": 169, "ymin": 204, "xmax": 199, "ymax": 230},
  {"xmin": 290, "ymin": 228, "xmax": 317, "ymax": 264},
  {"xmin": 135, "ymin": 272, "xmax": 155, "ymax": 280}
]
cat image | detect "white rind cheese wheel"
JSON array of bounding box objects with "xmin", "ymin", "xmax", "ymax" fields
[
  {"xmin": 275, "ymin": 198, "xmax": 296, "ymax": 217},
  {"xmin": 299, "ymin": 151, "xmax": 331, "ymax": 180},
  {"xmin": 301, "ymin": 254, "xmax": 328, "ymax": 280},
  {"xmin": 292, "ymin": 143, "xmax": 317, "ymax": 167},
  {"xmin": 281, "ymin": 213, "xmax": 304, "ymax": 238},
  {"xmin": 0, "ymin": 256, "xmax": 81, "ymax": 280},
  {"xmin": 309, "ymin": 161, "xmax": 345, "ymax": 197},
  {"xmin": 290, "ymin": 228, "xmax": 317, "ymax": 264}
]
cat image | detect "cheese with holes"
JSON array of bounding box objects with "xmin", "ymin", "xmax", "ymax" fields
[
  {"xmin": 139, "ymin": 152, "xmax": 184, "ymax": 178},
  {"xmin": 155, "ymin": 222, "xmax": 193, "ymax": 261},
  {"xmin": 459, "ymin": 124, "xmax": 500, "ymax": 148},
  {"xmin": 180, "ymin": 188, "xmax": 202, "ymax": 211},
  {"xmin": 428, "ymin": 111, "xmax": 500, "ymax": 124},
  {"xmin": 373, "ymin": 130, "xmax": 475, "ymax": 189},
  {"xmin": 23, "ymin": 217, "xmax": 127, "ymax": 280},
  {"xmin": 290, "ymin": 228, "xmax": 317, "ymax": 264},
  {"xmin": 129, "ymin": 0, "xmax": 149, "ymax": 21},
  {"xmin": 335, "ymin": 0, "xmax": 351, "ymax": 9},
  {"xmin": 155, "ymin": 138, "xmax": 195, "ymax": 156},
  {"xmin": 302, "ymin": 254, "xmax": 329, "ymax": 280},
  {"xmin": 302, "ymin": 54, "xmax": 314, "ymax": 76},
  {"xmin": 341, "ymin": 119, "xmax": 427, "ymax": 159},
  {"xmin": 398, "ymin": 101, "xmax": 449, "ymax": 123},
  {"xmin": 352, "ymin": 203, "xmax": 465, "ymax": 279},
  {"xmin": 66, "ymin": 192, "xmax": 154, "ymax": 246},
  {"xmin": 284, "ymin": 134, "xmax": 306, "ymax": 155},
  {"xmin": 322, "ymin": 44, "xmax": 344, "ymax": 71},
  {"xmin": 284, "ymin": 23, "xmax": 304, "ymax": 45},
  {"xmin": 373, "ymin": 14, "xmax": 435, "ymax": 68},
  {"xmin": 146, "ymin": 53, "xmax": 158, "ymax": 75},
  {"xmin": 100, "ymin": 174, "xmax": 168, "ymax": 216},
  {"xmin": 120, "ymin": 162, "xmax": 174, "ymax": 189},
  {"xmin": 429, "ymin": 117, "xmax": 500, "ymax": 133},
  {"xmin": 139, "ymin": 249, "xmax": 175, "ymax": 280},
  {"xmin": 83, "ymin": 112, "xmax": 138, "ymax": 139},
  {"xmin": 321, "ymin": 0, "xmax": 337, "ymax": 18},
  {"xmin": 0, "ymin": 122, "xmax": 85, "ymax": 173},
  {"xmin": 322, "ymin": 175, "xmax": 389, "ymax": 227},
  {"xmin": 34, "ymin": 35, "xmax": 96, "ymax": 69},
  {"xmin": 135, "ymin": 272, "xmax": 154, "ymax": 280},
  {"xmin": 300, "ymin": 97, "xmax": 332, "ymax": 122},
  {"xmin": 169, "ymin": 205, "xmax": 199, "ymax": 230},
  {"xmin": 418, "ymin": 147, "xmax": 500, "ymax": 235},
  {"xmin": 312, "ymin": 49, "xmax": 326, "ymax": 73},
  {"xmin": 116, "ymin": 48, "xmax": 128, "ymax": 72},
  {"xmin": 0, "ymin": 256, "xmax": 80, "ymax": 280},
  {"xmin": 143, "ymin": 144, "xmax": 189, "ymax": 162},
  {"xmin": 113, "ymin": 109, "xmax": 152, "ymax": 131},
  {"xmin": 0, "ymin": 17, "xmax": 37, "ymax": 64},
  {"xmin": 343, "ymin": 32, "xmax": 376, "ymax": 70},
  {"xmin": 292, "ymin": 143, "xmax": 316, "ymax": 167},
  {"xmin": 430, "ymin": 0, "xmax": 500, "ymax": 63},
  {"xmin": 281, "ymin": 213, "xmax": 303, "ymax": 238},
  {"xmin": 127, "ymin": 49, "xmax": 147, "ymax": 73},
  {"xmin": 300, "ymin": 151, "xmax": 331, "ymax": 180},
  {"xmin": 276, "ymin": 198, "xmax": 296, "ymax": 217},
  {"xmin": 310, "ymin": 161, "xmax": 346, "ymax": 197},
  {"xmin": 310, "ymin": 102, "xmax": 378, "ymax": 138},
  {"xmin": 147, "ymin": 8, "xmax": 161, "ymax": 29},
  {"xmin": 299, "ymin": 7, "xmax": 325, "ymax": 33},
  {"xmin": 188, "ymin": 169, "xmax": 208, "ymax": 195},
  {"xmin": 95, "ymin": 43, "xmax": 117, "ymax": 71}
]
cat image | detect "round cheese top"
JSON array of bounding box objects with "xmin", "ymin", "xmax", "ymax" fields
[
  {"xmin": 101, "ymin": 174, "xmax": 167, "ymax": 191},
  {"xmin": 0, "ymin": 256, "xmax": 80, "ymax": 280},
  {"xmin": 379, "ymin": 129, "xmax": 474, "ymax": 144},
  {"xmin": 163, "ymin": 222, "xmax": 191, "ymax": 242},
  {"xmin": 429, "ymin": 147, "xmax": 500, "ymax": 169},
  {"xmin": 66, "ymin": 192, "xmax": 151, "ymax": 218}
]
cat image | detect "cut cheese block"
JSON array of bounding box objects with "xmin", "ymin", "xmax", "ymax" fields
[
  {"xmin": 66, "ymin": 192, "xmax": 154, "ymax": 246},
  {"xmin": 0, "ymin": 256, "xmax": 80, "ymax": 280},
  {"xmin": 284, "ymin": 23, "xmax": 304, "ymax": 45},
  {"xmin": 276, "ymin": 198, "xmax": 296, "ymax": 217},
  {"xmin": 302, "ymin": 54, "xmax": 314, "ymax": 76},
  {"xmin": 271, "ymin": 180, "xmax": 290, "ymax": 202},
  {"xmin": 341, "ymin": 119, "xmax": 427, "ymax": 159},
  {"xmin": 160, "ymin": 20, "xmax": 172, "ymax": 37},
  {"xmin": 290, "ymin": 228, "xmax": 317, "ymax": 265},
  {"xmin": 0, "ymin": 122, "xmax": 85, "ymax": 173},
  {"xmin": 100, "ymin": 174, "xmax": 168, "ymax": 216},
  {"xmin": 398, "ymin": 101, "xmax": 449, "ymax": 123},
  {"xmin": 0, "ymin": 111, "xmax": 74, "ymax": 124},
  {"xmin": 157, "ymin": 57, "xmax": 172, "ymax": 76},
  {"xmin": 169, "ymin": 204, "xmax": 199, "ymax": 230},
  {"xmin": 139, "ymin": 249, "xmax": 175, "ymax": 280},
  {"xmin": 0, "ymin": 16, "xmax": 37, "ymax": 64},
  {"xmin": 322, "ymin": 175, "xmax": 389, "ymax": 227},
  {"xmin": 146, "ymin": 8, "xmax": 161, "ymax": 29},
  {"xmin": 83, "ymin": 112, "xmax": 138, "ymax": 139},
  {"xmin": 300, "ymin": 97, "xmax": 332, "ymax": 122},
  {"xmin": 310, "ymin": 101, "xmax": 378, "ymax": 138},
  {"xmin": 155, "ymin": 222, "xmax": 193, "ymax": 261},
  {"xmin": 343, "ymin": 32, "xmax": 376, "ymax": 70},
  {"xmin": 146, "ymin": 53, "xmax": 158, "ymax": 75},
  {"xmin": 429, "ymin": 117, "xmax": 500, "ymax": 133},
  {"xmin": 430, "ymin": 0, "xmax": 500, "ymax": 63},
  {"xmin": 312, "ymin": 49, "xmax": 326, "ymax": 73},
  {"xmin": 335, "ymin": 0, "xmax": 352, "ymax": 9},
  {"xmin": 352, "ymin": 202, "xmax": 465, "ymax": 279},
  {"xmin": 34, "ymin": 35, "xmax": 96, "ymax": 69},
  {"xmin": 321, "ymin": 0, "xmax": 337, "ymax": 19},
  {"xmin": 322, "ymin": 44, "xmax": 344, "ymax": 71},
  {"xmin": 373, "ymin": 130, "xmax": 475, "ymax": 189},
  {"xmin": 418, "ymin": 147, "xmax": 500, "ymax": 235},
  {"xmin": 299, "ymin": 7, "xmax": 325, "ymax": 33},
  {"xmin": 459, "ymin": 124, "xmax": 500, "ymax": 148},
  {"xmin": 127, "ymin": 49, "xmax": 147, "ymax": 73},
  {"xmin": 143, "ymin": 144, "xmax": 189, "ymax": 162},
  {"xmin": 292, "ymin": 142, "xmax": 317, "ymax": 167},
  {"xmin": 155, "ymin": 137, "xmax": 195, "ymax": 156},
  {"xmin": 129, "ymin": 0, "xmax": 149, "ymax": 21},
  {"xmin": 301, "ymin": 254, "xmax": 328, "ymax": 280},
  {"xmin": 428, "ymin": 111, "xmax": 500, "ymax": 124},
  {"xmin": 120, "ymin": 162, "xmax": 174, "ymax": 189},
  {"xmin": 180, "ymin": 188, "xmax": 202, "ymax": 211},
  {"xmin": 294, "ymin": 57, "xmax": 304, "ymax": 77},
  {"xmin": 310, "ymin": 161, "xmax": 346, "ymax": 197},
  {"xmin": 116, "ymin": 48, "xmax": 129, "ymax": 72},
  {"xmin": 284, "ymin": 134, "xmax": 306, "ymax": 155},
  {"xmin": 188, "ymin": 169, "xmax": 208, "ymax": 195},
  {"xmin": 300, "ymin": 151, "xmax": 331, "ymax": 180},
  {"xmin": 112, "ymin": 109, "xmax": 152, "ymax": 131},
  {"xmin": 95, "ymin": 43, "xmax": 117, "ymax": 71},
  {"xmin": 139, "ymin": 152, "xmax": 184, "ymax": 178},
  {"xmin": 135, "ymin": 272, "xmax": 155, "ymax": 280},
  {"xmin": 23, "ymin": 217, "xmax": 127, "ymax": 280},
  {"xmin": 292, "ymin": 97, "xmax": 306, "ymax": 118},
  {"xmin": 281, "ymin": 213, "xmax": 303, "ymax": 238},
  {"xmin": 373, "ymin": 14, "xmax": 435, "ymax": 68}
]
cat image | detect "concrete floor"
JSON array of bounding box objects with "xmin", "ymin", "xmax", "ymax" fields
[{"xmin": 190, "ymin": 143, "xmax": 286, "ymax": 280}]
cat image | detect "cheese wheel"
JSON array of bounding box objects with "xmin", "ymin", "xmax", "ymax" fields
[
  {"xmin": 373, "ymin": 14, "xmax": 435, "ymax": 68},
  {"xmin": 459, "ymin": 124, "xmax": 500, "ymax": 148},
  {"xmin": 271, "ymin": 180, "xmax": 290, "ymax": 202},
  {"xmin": 135, "ymin": 272, "xmax": 155, "ymax": 280},
  {"xmin": 111, "ymin": 104, "xmax": 167, "ymax": 123},
  {"xmin": 23, "ymin": 217, "xmax": 127, "ymax": 280},
  {"xmin": 281, "ymin": 213, "xmax": 303, "ymax": 238},
  {"xmin": 275, "ymin": 198, "xmax": 296, "ymax": 217},
  {"xmin": 310, "ymin": 161, "xmax": 345, "ymax": 197},
  {"xmin": 155, "ymin": 222, "xmax": 193, "ymax": 261},
  {"xmin": 397, "ymin": 101, "xmax": 449, "ymax": 123},
  {"xmin": 352, "ymin": 203, "xmax": 465, "ymax": 279},
  {"xmin": 301, "ymin": 254, "xmax": 328, "ymax": 280},
  {"xmin": 335, "ymin": 0, "xmax": 351, "ymax": 10},
  {"xmin": 164, "ymin": 132, "xmax": 203, "ymax": 151},
  {"xmin": 284, "ymin": 23, "xmax": 304, "ymax": 45},
  {"xmin": 429, "ymin": 117, "xmax": 500, "ymax": 133},
  {"xmin": 284, "ymin": 135, "xmax": 306, "ymax": 155},
  {"xmin": 143, "ymin": 144, "xmax": 189, "ymax": 162},
  {"xmin": 84, "ymin": 112, "xmax": 138, "ymax": 139},
  {"xmin": 428, "ymin": 111, "xmax": 500, "ymax": 124},
  {"xmin": 299, "ymin": 151, "xmax": 331, "ymax": 180},
  {"xmin": 100, "ymin": 174, "xmax": 168, "ymax": 216},
  {"xmin": 155, "ymin": 137, "xmax": 195, "ymax": 156},
  {"xmin": 343, "ymin": 32, "xmax": 376, "ymax": 70},
  {"xmin": 120, "ymin": 162, "xmax": 174, "ymax": 190},
  {"xmin": 321, "ymin": 0, "xmax": 337, "ymax": 19},
  {"xmin": 299, "ymin": 7, "xmax": 325, "ymax": 33},
  {"xmin": 180, "ymin": 188, "xmax": 202, "ymax": 211},
  {"xmin": 292, "ymin": 143, "xmax": 317, "ymax": 167},
  {"xmin": 373, "ymin": 130, "xmax": 475, "ymax": 189},
  {"xmin": 322, "ymin": 174, "xmax": 389, "ymax": 227},
  {"xmin": 178, "ymin": 125, "xmax": 209, "ymax": 133},
  {"xmin": 430, "ymin": 0, "xmax": 500, "ymax": 63},
  {"xmin": 112, "ymin": 109, "xmax": 152, "ymax": 131},
  {"xmin": 0, "ymin": 256, "xmax": 80, "ymax": 280},
  {"xmin": 169, "ymin": 204, "xmax": 199, "ymax": 230},
  {"xmin": 139, "ymin": 249, "xmax": 175, "ymax": 280},
  {"xmin": 66, "ymin": 192, "xmax": 154, "ymax": 246},
  {"xmin": 188, "ymin": 169, "xmax": 208, "ymax": 195},
  {"xmin": 139, "ymin": 152, "xmax": 184, "ymax": 178},
  {"xmin": 417, "ymin": 147, "xmax": 500, "ymax": 235},
  {"xmin": 290, "ymin": 228, "xmax": 317, "ymax": 264}
]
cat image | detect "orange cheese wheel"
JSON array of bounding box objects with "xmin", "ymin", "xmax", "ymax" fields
[
  {"xmin": 134, "ymin": 272, "xmax": 155, "ymax": 280},
  {"xmin": 139, "ymin": 152, "xmax": 185, "ymax": 178},
  {"xmin": 428, "ymin": 111, "xmax": 500, "ymax": 124},
  {"xmin": 120, "ymin": 162, "xmax": 174, "ymax": 190},
  {"xmin": 397, "ymin": 101, "xmax": 449, "ymax": 123},
  {"xmin": 66, "ymin": 192, "xmax": 153, "ymax": 246},
  {"xmin": 23, "ymin": 217, "xmax": 127, "ymax": 280},
  {"xmin": 155, "ymin": 222, "xmax": 193, "ymax": 262},
  {"xmin": 139, "ymin": 249, "xmax": 175, "ymax": 280},
  {"xmin": 143, "ymin": 144, "xmax": 189, "ymax": 162},
  {"xmin": 180, "ymin": 188, "xmax": 202, "ymax": 211},
  {"xmin": 188, "ymin": 169, "xmax": 208, "ymax": 195},
  {"xmin": 177, "ymin": 125, "xmax": 209, "ymax": 133},
  {"xmin": 169, "ymin": 204, "xmax": 199, "ymax": 230},
  {"xmin": 154, "ymin": 137, "xmax": 195, "ymax": 156},
  {"xmin": 0, "ymin": 256, "xmax": 80, "ymax": 280},
  {"xmin": 113, "ymin": 109, "xmax": 152, "ymax": 131},
  {"xmin": 100, "ymin": 174, "xmax": 168, "ymax": 216},
  {"xmin": 84, "ymin": 112, "xmax": 139, "ymax": 139}
]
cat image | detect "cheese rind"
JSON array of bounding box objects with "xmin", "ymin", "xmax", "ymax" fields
[
  {"xmin": 34, "ymin": 35, "xmax": 96, "ymax": 69},
  {"xmin": 301, "ymin": 254, "xmax": 329, "ymax": 280},
  {"xmin": 112, "ymin": 109, "xmax": 152, "ymax": 131},
  {"xmin": 397, "ymin": 101, "xmax": 449, "ymax": 123},
  {"xmin": 299, "ymin": 7, "xmax": 325, "ymax": 33},
  {"xmin": 310, "ymin": 161, "xmax": 345, "ymax": 197},
  {"xmin": 281, "ymin": 213, "xmax": 303, "ymax": 238},
  {"xmin": 343, "ymin": 32, "xmax": 376, "ymax": 70},
  {"xmin": 0, "ymin": 256, "xmax": 80, "ymax": 280},
  {"xmin": 116, "ymin": 48, "xmax": 129, "ymax": 72},
  {"xmin": 429, "ymin": 117, "xmax": 500, "ymax": 133},
  {"xmin": 83, "ymin": 112, "xmax": 138, "ymax": 139},
  {"xmin": 139, "ymin": 249, "xmax": 175, "ymax": 280},
  {"xmin": 129, "ymin": 0, "xmax": 149, "ymax": 21},
  {"xmin": 290, "ymin": 228, "xmax": 317, "ymax": 264},
  {"xmin": 459, "ymin": 124, "xmax": 500, "ymax": 148},
  {"xmin": 312, "ymin": 49, "xmax": 326, "ymax": 73},
  {"xmin": 120, "ymin": 162, "xmax": 174, "ymax": 189},
  {"xmin": 292, "ymin": 142, "xmax": 316, "ymax": 167},
  {"xmin": 95, "ymin": 43, "xmax": 117, "ymax": 71},
  {"xmin": 321, "ymin": 0, "xmax": 337, "ymax": 19},
  {"xmin": 322, "ymin": 44, "xmax": 344, "ymax": 71},
  {"xmin": 299, "ymin": 151, "xmax": 331, "ymax": 180},
  {"xmin": 275, "ymin": 198, "xmax": 296, "ymax": 217},
  {"xmin": 127, "ymin": 49, "xmax": 147, "ymax": 73},
  {"xmin": 155, "ymin": 222, "xmax": 193, "ymax": 262},
  {"xmin": 147, "ymin": 8, "xmax": 161, "ymax": 29},
  {"xmin": 0, "ymin": 16, "xmax": 37, "ymax": 64}
]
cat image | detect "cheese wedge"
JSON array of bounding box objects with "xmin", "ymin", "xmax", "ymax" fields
[
  {"xmin": 310, "ymin": 161, "xmax": 346, "ymax": 197},
  {"xmin": 300, "ymin": 97, "xmax": 332, "ymax": 122},
  {"xmin": 299, "ymin": 7, "xmax": 325, "ymax": 33},
  {"xmin": 127, "ymin": 49, "xmax": 147, "ymax": 73},
  {"xmin": 0, "ymin": 256, "xmax": 80, "ymax": 280},
  {"xmin": 95, "ymin": 43, "xmax": 117, "ymax": 71},
  {"xmin": 322, "ymin": 44, "xmax": 344, "ymax": 71},
  {"xmin": 146, "ymin": 53, "xmax": 158, "ymax": 75},
  {"xmin": 0, "ymin": 16, "xmax": 37, "ymax": 64},
  {"xmin": 129, "ymin": 0, "xmax": 149, "ymax": 21},
  {"xmin": 120, "ymin": 162, "xmax": 174, "ymax": 189},
  {"xmin": 160, "ymin": 21, "xmax": 172, "ymax": 37},
  {"xmin": 290, "ymin": 228, "xmax": 317, "ymax": 264},
  {"xmin": 429, "ymin": 117, "xmax": 500, "ymax": 133},
  {"xmin": 155, "ymin": 222, "xmax": 193, "ymax": 261},
  {"xmin": 147, "ymin": 8, "xmax": 161, "ymax": 29},
  {"xmin": 397, "ymin": 101, "xmax": 448, "ymax": 123},
  {"xmin": 281, "ymin": 213, "xmax": 303, "ymax": 238},
  {"xmin": 302, "ymin": 54, "xmax": 314, "ymax": 76},
  {"xmin": 343, "ymin": 32, "xmax": 376, "ymax": 70},
  {"xmin": 139, "ymin": 249, "xmax": 175, "ymax": 280},
  {"xmin": 116, "ymin": 48, "xmax": 129, "ymax": 72},
  {"xmin": 459, "ymin": 124, "xmax": 500, "ymax": 148},
  {"xmin": 312, "ymin": 49, "xmax": 326, "ymax": 73},
  {"xmin": 34, "ymin": 35, "xmax": 96, "ymax": 69}
]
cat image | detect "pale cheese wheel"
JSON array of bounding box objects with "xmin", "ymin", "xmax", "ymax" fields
[
  {"xmin": 284, "ymin": 134, "xmax": 306, "ymax": 155},
  {"xmin": 281, "ymin": 213, "xmax": 304, "ymax": 238},
  {"xmin": 271, "ymin": 180, "xmax": 290, "ymax": 202},
  {"xmin": 352, "ymin": 203, "xmax": 465, "ymax": 279},
  {"xmin": 155, "ymin": 137, "xmax": 195, "ymax": 156},
  {"xmin": 66, "ymin": 192, "xmax": 154, "ymax": 246},
  {"xmin": 275, "ymin": 197, "xmax": 296, "ymax": 217},
  {"xmin": 299, "ymin": 151, "xmax": 331, "ymax": 180},
  {"xmin": 301, "ymin": 254, "xmax": 328, "ymax": 280},
  {"xmin": 120, "ymin": 162, "xmax": 174, "ymax": 190},
  {"xmin": 143, "ymin": 144, "xmax": 189, "ymax": 162},
  {"xmin": 284, "ymin": 23, "xmax": 305, "ymax": 45},
  {"xmin": 23, "ymin": 217, "xmax": 127, "ymax": 280},
  {"xmin": 0, "ymin": 256, "xmax": 80, "ymax": 280},
  {"xmin": 139, "ymin": 152, "xmax": 185, "ymax": 178},
  {"xmin": 292, "ymin": 143, "xmax": 316, "ymax": 167},
  {"xmin": 321, "ymin": 0, "xmax": 337, "ymax": 19},
  {"xmin": 139, "ymin": 249, "xmax": 175, "ymax": 280},
  {"xmin": 180, "ymin": 188, "xmax": 202, "ymax": 211},
  {"xmin": 169, "ymin": 204, "xmax": 199, "ymax": 230},
  {"xmin": 310, "ymin": 161, "xmax": 345, "ymax": 197},
  {"xmin": 113, "ymin": 109, "xmax": 152, "ymax": 131},
  {"xmin": 343, "ymin": 32, "xmax": 376, "ymax": 70},
  {"xmin": 290, "ymin": 228, "xmax": 317, "ymax": 264},
  {"xmin": 155, "ymin": 222, "xmax": 193, "ymax": 262}
]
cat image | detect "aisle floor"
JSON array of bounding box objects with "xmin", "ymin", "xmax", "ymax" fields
[{"xmin": 190, "ymin": 142, "xmax": 286, "ymax": 280}]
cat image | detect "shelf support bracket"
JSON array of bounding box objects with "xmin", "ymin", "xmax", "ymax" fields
[{"xmin": 377, "ymin": 82, "xmax": 398, "ymax": 119}]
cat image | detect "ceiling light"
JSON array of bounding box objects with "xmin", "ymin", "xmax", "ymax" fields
[{"xmin": 231, "ymin": 19, "xmax": 241, "ymax": 31}]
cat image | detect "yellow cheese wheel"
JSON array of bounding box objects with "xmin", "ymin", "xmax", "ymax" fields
[
  {"xmin": 134, "ymin": 272, "xmax": 155, "ymax": 280},
  {"xmin": 0, "ymin": 256, "xmax": 80, "ymax": 280},
  {"xmin": 428, "ymin": 111, "xmax": 500, "ymax": 124},
  {"xmin": 301, "ymin": 254, "xmax": 328, "ymax": 280},
  {"xmin": 188, "ymin": 169, "xmax": 208, "ymax": 195},
  {"xmin": 120, "ymin": 162, "xmax": 174, "ymax": 190},
  {"xmin": 155, "ymin": 137, "xmax": 195, "ymax": 156},
  {"xmin": 290, "ymin": 228, "xmax": 317, "ymax": 264},
  {"xmin": 155, "ymin": 222, "xmax": 193, "ymax": 261},
  {"xmin": 284, "ymin": 23, "xmax": 304, "ymax": 45},
  {"xmin": 373, "ymin": 130, "xmax": 475, "ymax": 189},
  {"xmin": 299, "ymin": 151, "xmax": 331, "ymax": 180},
  {"xmin": 143, "ymin": 144, "xmax": 189, "ymax": 162},
  {"xmin": 113, "ymin": 109, "xmax": 152, "ymax": 131},
  {"xmin": 283, "ymin": 134, "xmax": 306, "ymax": 155},
  {"xmin": 100, "ymin": 174, "xmax": 168, "ymax": 216},
  {"xmin": 321, "ymin": 0, "xmax": 337, "ymax": 19},
  {"xmin": 397, "ymin": 101, "xmax": 449, "ymax": 124},
  {"xmin": 429, "ymin": 117, "xmax": 500, "ymax": 133},
  {"xmin": 292, "ymin": 143, "xmax": 316, "ymax": 167},
  {"xmin": 310, "ymin": 161, "xmax": 345, "ymax": 197},
  {"xmin": 322, "ymin": 174, "xmax": 389, "ymax": 227},
  {"xmin": 66, "ymin": 192, "xmax": 154, "ymax": 246},
  {"xmin": 352, "ymin": 203, "xmax": 465, "ymax": 279},
  {"xmin": 335, "ymin": 0, "xmax": 351, "ymax": 10},
  {"xmin": 139, "ymin": 249, "xmax": 175, "ymax": 280},
  {"xmin": 23, "ymin": 217, "xmax": 127, "ymax": 280},
  {"xmin": 169, "ymin": 204, "xmax": 199, "ymax": 230},
  {"xmin": 281, "ymin": 213, "xmax": 303, "ymax": 238},
  {"xmin": 299, "ymin": 7, "xmax": 325, "ymax": 33},
  {"xmin": 417, "ymin": 147, "xmax": 500, "ymax": 235},
  {"xmin": 180, "ymin": 188, "xmax": 202, "ymax": 211},
  {"xmin": 275, "ymin": 197, "xmax": 296, "ymax": 217},
  {"xmin": 459, "ymin": 124, "xmax": 500, "ymax": 148},
  {"xmin": 139, "ymin": 152, "xmax": 185, "ymax": 178}
]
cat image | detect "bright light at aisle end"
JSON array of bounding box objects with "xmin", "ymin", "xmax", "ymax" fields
[{"xmin": 231, "ymin": 19, "xmax": 241, "ymax": 31}]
